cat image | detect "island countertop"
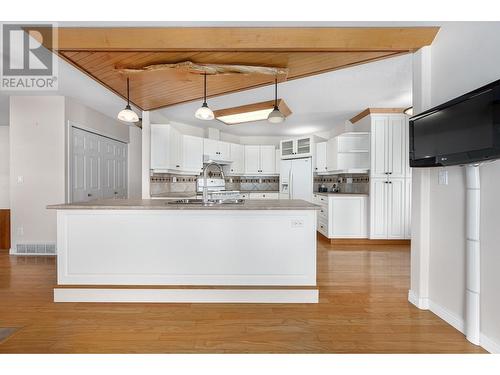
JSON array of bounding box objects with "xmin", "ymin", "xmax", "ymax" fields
[{"xmin": 47, "ymin": 198, "xmax": 320, "ymax": 211}]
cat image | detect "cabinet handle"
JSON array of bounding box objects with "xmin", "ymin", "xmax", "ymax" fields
[
  {"xmin": 388, "ymin": 172, "xmax": 392, "ymax": 175},
  {"xmin": 315, "ymin": 167, "xmax": 318, "ymax": 170},
  {"xmin": 176, "ymin": 165, "xmax": 180, "ymax": 168},
  {"xmin": 87, "ymin": 193, "xmax": 92, "ymax": 197},
  {"xmin": 388, "ymin": 181, "xmax": 392, "ymax": 184},
  {"xmin": 114, "ymin": 192, "xmax": 118, "ymax": 195}
]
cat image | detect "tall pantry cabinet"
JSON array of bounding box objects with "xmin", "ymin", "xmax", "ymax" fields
[{"xmin": 355, "ymin": 113, "xmax": 411, "ymax": 239}]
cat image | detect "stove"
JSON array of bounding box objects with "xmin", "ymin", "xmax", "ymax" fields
[{"xmin": 196, "ymin": 178, "xmax": 241, "ymax": 200}]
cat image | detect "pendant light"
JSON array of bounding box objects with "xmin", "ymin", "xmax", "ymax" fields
[
  {"xmin": 267, "ymin": 77, "xmax": 285, "ymax": 123},
  {"xmin": 195, "ymin": 73, "xmax": 214, "ymax": 120},
  {"xmin": 117, "ymin": 77, "xmax": 139, "ymax": 123}
]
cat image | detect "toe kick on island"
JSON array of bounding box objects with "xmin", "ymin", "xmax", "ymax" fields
[{"xmin": 48, "ymin": 199, "xmax": 320, "ymax": 303}]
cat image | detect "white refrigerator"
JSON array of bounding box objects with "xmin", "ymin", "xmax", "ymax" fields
[{"xmin": 279, "ymin": 158, "xmax": 313, "ymax": 201}]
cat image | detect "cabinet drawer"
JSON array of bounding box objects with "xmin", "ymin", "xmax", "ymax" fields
[
  {"xmin": 318, "ymin": 206, "xmax": 328, "ymax": 221},
  {"xmin": 317, "ymin": 219, "xmax": 329, "ymax": 237},
  {"xmin": 249, "ymin": 192, "xmax": 279, "ymax": 199},
  {"xmin": 239, "ymin": 193, "xmax": 249, "ymax": 199}
]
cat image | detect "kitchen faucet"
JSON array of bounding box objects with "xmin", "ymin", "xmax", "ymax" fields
[{"xmin": 202, "ymin": 162, "xmax": 225, "ymax": 204}]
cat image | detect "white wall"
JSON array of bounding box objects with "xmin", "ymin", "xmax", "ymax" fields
[
  {"xmin": 10, "ymin": 96, "xmax": 66, "ymax": 250},
  {"xmin": 0, "ymin": 127, "xmax": 9, "ymax": 208},
  {"xmin": 411, "ymin": 22, "xmax": 500, "ymax": 352},
  {"xmin": 9, "ymin": 96, "xmax": 142, "ymax": 252}
]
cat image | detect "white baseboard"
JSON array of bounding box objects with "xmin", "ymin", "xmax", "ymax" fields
[
  {"xmin": 54, "ymin": 288, "xmax": 319, "ymax": 304},
  {"xmin": 408, "ymin": 289, "xmax": 500, "ymax": 353},
  {"xmin": 407, "ymin": 290, "xmax": 429, "ymax": 309},
  {"xmin": 480, "ymin": 333, "xmax": 500, "ymax": 354}
]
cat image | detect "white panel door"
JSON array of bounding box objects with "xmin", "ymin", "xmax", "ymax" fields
[
  {"xmin": 371, "ymin": 116, "xmax": 388, "ymax": 178},
  {"xmin": 101, "ymin": 139, "xmax": 116, "ymax": 199},
  {"xmin": 244, "ymin": 145, "xmax": 260, "ymax": 174},
  {"xmin": 369, "ymin": 178, "xmax": 388, "ymax": 239},
  {"xmin": 228, "ymin": 143, "xmax": 245, "ymax": 174},
  {"xmin": 388, "ymin": 115, "xmax": 406, "ymax": 178},
  {"xmin": 182, "ymin": 135, "xmax": 203, "ymax": 173},
  {"xmin": 115, "ymin": 142, "xmax": 127, "ymax": 198},
  {"xmin": 71, "ymin": 128, "xmax": 87, "ymax": 202},
  {"xmin": 84, "ymin": 133, "xmax": 101, "ymax": 201},
  {"xmin": 260, "ymin": 145, "xmax": 276, "ymax": 174},
  {"xmin": 315, "ymin": 142, "xmax": 327, "ymax": 172},
  {"xmin": 387, "ymin": 178, "xmax": 406, "ymax": 239}
]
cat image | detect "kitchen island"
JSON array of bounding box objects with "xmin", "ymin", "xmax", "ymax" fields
[{"xmin": 48, "ymin": 199, "xmax": 319, "ymax": 303}]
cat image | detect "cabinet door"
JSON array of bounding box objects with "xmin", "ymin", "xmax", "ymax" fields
[
  {"xmin": 150, "ymin": 124, "xmax": 170, "ymax": 170},
  {"xmin": 315, "ymin": 142, "xmax": 327, "ymax": 172},
  {"xmin": 280, "ymin": 140, "xmax": 294, "ymax": 158},
  {"xmin": 331, "ymin": 197, "xmax": 366, "ymax": 238},
  {"xmin": 260, "ymin": 145, "xmax": 276, "ymax": 174},
  {"xmin": 244, "ymin": 145, "xmax": 260, "ymax": 174},
  {"xmin": 228, "ymin": 143, "xmax": 245, "ymax": 174},
  {"xmin": 275, "ymin": 149, "xmax": 281, "ymax": 174},
  {"xmin": 387, "ymin": 178, "xmax": 406, "ymax": 239},
  {"xmin": 218, "ymin": 141, "xmax": 231, "ymax": 160},
  {"xmin": 326, "ymin": 137, "xmax": 338, "ymax": 171},
  {"xmin": 296, "ymin": 137, "xmax": 311, "ymax": 156},
  {"xmin": 203, "ymin": 138, "xmax": 218, "ymax": 160},
  {"xmin": 182, "ymin": 135, "xmax": 203, "ymax": 173},
  {"xmin": 369, "ymin": 178, "xmax": 388, "ymax": 239},
  {"xmin": 370, "ymin": 116, "xmax": 388, "ymax": 178},
  {"xmin": 387, "ymin": 115, "xmax": 406, "ymax": 178},
  {"xmin": 168, "ymin": 127, "xmax": 182, "ymax": 171}
]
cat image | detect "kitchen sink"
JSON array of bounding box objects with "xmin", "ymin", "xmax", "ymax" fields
[{"xmin": 167, "ymin": 198, "xmax": 245, "ymax": 206}]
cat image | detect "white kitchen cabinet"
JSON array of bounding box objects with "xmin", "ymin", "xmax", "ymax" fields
[
  {"xmin": 182, "ymin": 135, "xmax": 204, "ymax": 174},
  {"xmin": 244, "ymin": 145, "xmax": 276, "ymax": 175},
  {"xmin": 326, "ymin": 133, "xmax": 370, "ymax": 174},
  {"xmin": 369, "ymin": 177, "xmax": 407, "ymax": 239},
  {"xmin": 370, "ymin": 114, "xmax": 408, "ymax": 178},
  {"xmin": 260, "ymin": 145, "xmax": 276, "ymax": 174},
  {"xmin": 312, "ymin": 194, "xmax": 368, "ymax": 238},
  {"xmin": 280, "ymin": 137, "xmax": 313, "ymax": 159},
  {"xmin": 203, "ymin": 139, "xmax": 231, "ymax": 161},
  {"xmin": 315, "ymin": 141, "xmax": 328, "ymax": 173},
  {"xmin": 168, "ymin": 127, "xmax": 183, "ymax": 171},
  {"xmin": 275, "ymin": 149, "xmax": 281, "ymax": 174},
  {"xmin": 225, "ymin": 143, "xmax": 245, "ymax": 175}
]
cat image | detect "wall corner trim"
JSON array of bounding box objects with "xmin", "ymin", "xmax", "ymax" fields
[{"xmin": 408, "ymin": 289, "xmax": 429, "ymax": 309}]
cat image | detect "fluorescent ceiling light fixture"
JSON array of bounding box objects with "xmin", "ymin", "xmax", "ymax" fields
[
  {"xmin": 214, "ymin": 99, "xmax": 292, "ymax": 125},
  {"xmin": 117, "ymin": 77, "xmax": 139, "ymax": 123}
]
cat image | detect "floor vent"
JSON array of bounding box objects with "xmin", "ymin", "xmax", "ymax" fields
[{"xmin": 16, "ymin": 243, "xmax": 56, "ymax": 255}]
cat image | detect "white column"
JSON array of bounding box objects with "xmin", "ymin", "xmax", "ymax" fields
[
  {"xmin": 141, "ymin": 111, "xmax": 151, "ymax": 199},
  {"xmin": 408, "ymin": 46, "xmax": 432, "ymax": 309},
  {"xmin": 465, "ymin": 165, "xmax": 481, "ymax": 345}
]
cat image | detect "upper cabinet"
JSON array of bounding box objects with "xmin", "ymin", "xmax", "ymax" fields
[
  {"xmin": 280, "ymin": 137, "xmax": 313, "ymax": 159},
  {"xmin": 224, "ymin": 143, "xmax": 245, "ymax": 175},
  {"xmin": 315, "ymin": 141, "xmax": 328, "ymax": 173},
  {"xmin": 244, "ymin": 145, "xmax": 276, "ymax": 175},
  {"xmin": 203, "ymin": 138, "xmax": 231, "ymax": 161},
  {"xmin": 151, "ymin": 124, "xmax": 203, "ymax": 174},
  {"xmin": 326, "ymin": 132, "xmax": 370, "ymax": 174},
  {"xmin": 369, "ymin": 114, "xmax": 409, "ymax": 178}
]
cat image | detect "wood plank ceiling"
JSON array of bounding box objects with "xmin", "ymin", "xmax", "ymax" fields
[{"xmin": 49, "ymin": 27, "xmax": 439, "ymax": 111}]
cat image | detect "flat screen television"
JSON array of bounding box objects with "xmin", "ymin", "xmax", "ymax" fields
[{"xmin": 409, "ymin": 79, "xmax": 500, "ymax": 167}]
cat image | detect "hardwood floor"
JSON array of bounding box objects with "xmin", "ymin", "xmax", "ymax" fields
[{"xmin": 0, "ymin": 240, "xmax": 485, "ymax": 354}]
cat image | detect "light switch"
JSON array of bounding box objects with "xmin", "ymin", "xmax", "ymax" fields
[{"xmin": 438, "ymin": 170, "xmax": 448, "ymax": 185}]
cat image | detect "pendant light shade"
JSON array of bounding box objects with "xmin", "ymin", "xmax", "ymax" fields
[
  {"xmin": 195, "ymin": 73, "xmax": 214, "ymax": 120},
  {"xmin": 117, "ymin": 78, "xmax": 139, "ymax": 123},
  {"xmin": 267, "ymin": 78, "xmax": 285, "ymax": 123}
]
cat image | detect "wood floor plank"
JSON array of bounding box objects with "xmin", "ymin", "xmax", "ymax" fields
[{"xmin": 0, "ymin": 242, "xmax": 486, "ymax": 353}]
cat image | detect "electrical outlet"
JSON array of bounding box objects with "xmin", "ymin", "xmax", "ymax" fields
[
  {"xmin": 17, "ymin": 227, "xmax": 24, "ymax": 236},
  {"xmin": 17, "ymin": 176, "xmax": 24, "ymax": 184},
  {"xmin": 291, "ymin": 219, "xmax": 304, "ymax": 228},
  {"xmin": 172, "ymin": 176, "xmax": 177, "ymax": 183}
]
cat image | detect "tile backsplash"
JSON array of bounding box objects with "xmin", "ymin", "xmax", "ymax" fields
[
  {"xmin": 150, "ymin": 172, "xmax": 279, "ymax": 195},
  {"xmin": 314, "ymin": 174, "xmax": 369, "ymax": 194}
]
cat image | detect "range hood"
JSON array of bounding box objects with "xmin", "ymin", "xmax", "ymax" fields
[{"xmin": 203, "ymin": 154, "xmax": 233, "ymax": 165}]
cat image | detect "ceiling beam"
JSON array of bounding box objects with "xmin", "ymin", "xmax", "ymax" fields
[{"xmin": 52, "ymin": 27, "xmax": 439, "ymax": 52}]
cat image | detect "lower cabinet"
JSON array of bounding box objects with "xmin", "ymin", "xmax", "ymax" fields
[
  {"xmin": 369, "ymin": 177, "xmax": 411, "ymax": 239},
  {"xmin": 313, "ymin": 194, "xmax": 368, "ymax": 238}
]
